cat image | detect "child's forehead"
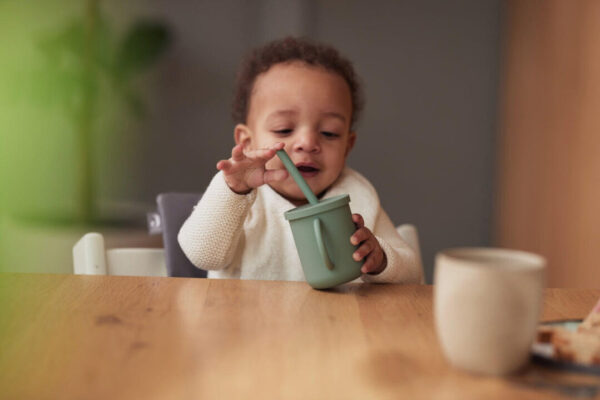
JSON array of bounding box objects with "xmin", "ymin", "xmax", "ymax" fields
[
  {"xmin": 251, "ymin": 62, "xmax": 352, "ymax": 104},
  {"xmin": 257, "ymin": 61, "xmax": 342, "ymax": 83},
  {"xmin": 245, "ymin": 61, "xmax": 353, "ymax": 127}
]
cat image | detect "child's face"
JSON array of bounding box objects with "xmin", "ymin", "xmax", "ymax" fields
[{"xmin": 236, "ymin": 62, "xmax": 356, "ymax": 204}]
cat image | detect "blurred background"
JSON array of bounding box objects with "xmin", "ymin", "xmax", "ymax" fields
[{"xmin": 0, "ymin": 0, "xmax": 598, "ymax": 287}]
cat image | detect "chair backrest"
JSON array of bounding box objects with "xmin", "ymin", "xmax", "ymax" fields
[
  {"xmin": 396, "ymin": 224, "xmax": 425, "ymax": 284},
  {"xmin": 73, "ymin": 233, "xmax": 166, "ymax": 276},
  {"xmin": 156, "ymin": 192, "xmax": 207, "ymax": 278}
]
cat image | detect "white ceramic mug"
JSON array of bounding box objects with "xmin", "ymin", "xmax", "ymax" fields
[{"xmin": 434, "ymin": 247, "xmax": 546, "ymax": 375}]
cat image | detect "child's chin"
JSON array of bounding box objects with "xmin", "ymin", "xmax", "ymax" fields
[{"xmin": 270, "ymin": 186, "xmax": 306, "ymax": 204}]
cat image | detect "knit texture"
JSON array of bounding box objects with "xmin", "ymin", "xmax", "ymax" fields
[{"xmin": 178, "ymin": 167, "xmax": 421, "ymax": 283}]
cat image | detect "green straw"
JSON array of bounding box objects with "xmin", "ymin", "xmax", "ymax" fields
[{"xmin": 276, "ymin": 149, "xmax": 319, "ymax": 205}]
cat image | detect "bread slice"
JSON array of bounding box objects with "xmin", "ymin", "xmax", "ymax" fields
[
  {"xmin": 551, "ymin": 328, "xmax": 600, "ymax": 365},
  {"xmin": 578, "ymin": 298, "xmax": 600, "ymax": 334},
  {"xmin": 535, "ymin": 297, "xmax": 600, "ymax": 365}
]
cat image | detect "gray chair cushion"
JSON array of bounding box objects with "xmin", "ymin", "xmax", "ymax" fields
[{"xmin": 156, "ymin": 192, "xmax": 207, "ymax": 278}]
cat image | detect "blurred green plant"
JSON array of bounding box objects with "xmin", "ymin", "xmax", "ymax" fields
[{"xmin": 35, "ymin": 0, "xmax": 171, "ymax": 224}]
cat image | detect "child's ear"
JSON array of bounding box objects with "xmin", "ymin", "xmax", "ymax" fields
[
  {"xmin": 234, "ymin": 124, "xmax": 252, "ymax": 147},
  {"xmin": 345, "ymin": 131, "xmax": 357, "ymax": 157}
]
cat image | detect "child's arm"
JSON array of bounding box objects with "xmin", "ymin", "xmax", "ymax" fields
[
  {"xmin": 178, "ymin": 142, "xmax": 288, "ymax": 271},
  {"xmin": 358, "ymin": 208, "xmax": 423, "ymax": 284},
  {"xmin": 178, "ymin": 172, "xmax": 256, "ymax": 270}
]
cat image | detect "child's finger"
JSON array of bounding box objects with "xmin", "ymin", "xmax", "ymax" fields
[
  {"xmin": 350, "ymin": 226, "xmax": 370, "ymax": 246},
  {"xmin": 253, "ymin": 142, "xmax": 284, "ymax": 160},
  {"xmin": 360, "ymin": 248, "xmax": 384, "ymax": 274},
  {"xmin": 353, "ymin": 239, "xmax": 374, "ymax": 262},
  {"xmin": 232, "ymin": 144, "xmax": 245, "ymax": 161},
  {"xmin": 264, "ymin": 169, "xmax": 288, "ymax": 183},
  {"xmin": 271, "ymin": 142, "xmax": 285, "ymax": 151},
  {"xmin": 352, "ymin": 214, "xmax": 364, "ymax": 229},
  {"xmin": 252, "ymin": 147, "xmax": 278, "ymax": 161},
  {"xmin": 216, "ymin": 159, "xmax": 231, "ymax": 171},
  {"xmin": 361, "ymin": 256, "xmax": 377, "ymax": 274}
]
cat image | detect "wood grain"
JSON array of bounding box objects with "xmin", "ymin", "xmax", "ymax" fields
[
  {"xmin": 495, "ymin": 0, "xmax": 600, "ymax": 288},
  {"xmin": 0, "ymin": 274, "xmax": 598, "ymax": 400}
]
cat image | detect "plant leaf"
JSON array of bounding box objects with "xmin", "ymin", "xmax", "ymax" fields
[{"xmin": 114, "ymin": 20, "xmax": 171, "ymax": 82}]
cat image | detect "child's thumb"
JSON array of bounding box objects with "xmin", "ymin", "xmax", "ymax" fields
[{"xmin": 264, "ymin": 169, "xmax": 288, "ymax": 183}]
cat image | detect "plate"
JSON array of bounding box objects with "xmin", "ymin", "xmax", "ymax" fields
[{"xmin": 531, "ymin": 319, "xmax": 600, "ymax": 375}]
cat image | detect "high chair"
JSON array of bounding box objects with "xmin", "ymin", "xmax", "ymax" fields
[
  {"xmin": 72, "ymin": 232, "xmax": 166, "ymax": 277},
  {"xmin": 396, "ymin": 224, "xmax": 425, "ymax": 284}
]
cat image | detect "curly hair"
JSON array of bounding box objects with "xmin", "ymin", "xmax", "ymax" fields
[{"xmin": 232, "ymin": 37, "xmax": 364, "ymax": 129}]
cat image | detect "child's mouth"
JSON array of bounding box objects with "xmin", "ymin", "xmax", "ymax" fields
[{"xmin": 296, "ymin": 165, "xmax": 319, "ymax": 178}]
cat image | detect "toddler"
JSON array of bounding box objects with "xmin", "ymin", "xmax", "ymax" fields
[{"xmin": 178, "ymin": 37, "xmax": 422, "ymax": 284}]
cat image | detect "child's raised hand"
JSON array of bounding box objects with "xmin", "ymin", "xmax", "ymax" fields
[
  {"xmin": 216, "ymin": 142, "xmax": 288, "ymax": 194},
  {"xmin": 351, "ymin": 213, "xmax": 387, "ymax": 274}
]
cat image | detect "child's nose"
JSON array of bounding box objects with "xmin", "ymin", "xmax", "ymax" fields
[{"xmin": 292, "ymin": 130, "xmax": 320, "ymax": 153}]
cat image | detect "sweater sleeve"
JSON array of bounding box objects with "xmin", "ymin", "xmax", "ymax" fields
[
  {"xmin": 360, "ymin": 207, "xmax": 423, "ymax": 284},
  {"xmin": 177, "ymin": 172, "xmax": 257, "ymax": 270}
]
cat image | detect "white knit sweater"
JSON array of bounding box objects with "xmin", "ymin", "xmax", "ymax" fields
[{"xmin": 178, "ymin": 167, "xmax": 421, "ymax": 284}]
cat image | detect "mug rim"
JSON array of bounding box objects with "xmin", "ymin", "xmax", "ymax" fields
[{"xmin": 436, "ymin": 247, "xmax": 546, "ymax": 271}]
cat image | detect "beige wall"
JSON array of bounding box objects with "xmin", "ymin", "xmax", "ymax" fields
[{"xmin": 495, "ymin": 0, "xmax": 600, "ymax": 288}]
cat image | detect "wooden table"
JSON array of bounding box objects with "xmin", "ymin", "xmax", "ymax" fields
[{"xmin": 0, "ymin": 274, "xmax": 599, "ymax": 400}]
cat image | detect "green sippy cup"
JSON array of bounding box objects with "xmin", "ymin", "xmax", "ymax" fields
[{"xmin": 277, "ymin": 150, "xmax": 363, "ymax": 289}]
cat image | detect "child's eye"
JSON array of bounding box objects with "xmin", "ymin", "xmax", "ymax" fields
[
  {"xmin": 321, "ymin": 131, "xmax": 339, "ymax": 138},
  {"xmin": 273, "ymin": 129, "xmax": 293, "ymax": 135}
]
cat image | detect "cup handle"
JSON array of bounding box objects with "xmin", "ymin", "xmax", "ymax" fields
[{"xmin": 313, "ymin": 218, "xmax": 334, "ymax": 270}]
